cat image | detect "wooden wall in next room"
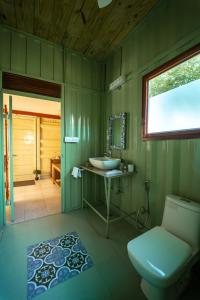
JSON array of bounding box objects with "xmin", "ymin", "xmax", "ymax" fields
[
  {"xmin": 12, "ymin": 116, "xmax": 60, "ymax": 181},
  {"xmin": 13, "ymin": 115, "xmax": 36, "ymax": 182},
  {"xmin": 40, "ymin": 118, "xmax": 60, "ymax": 178}
]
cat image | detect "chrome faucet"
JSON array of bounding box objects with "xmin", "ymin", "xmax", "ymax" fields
[{"xmin": 104, "ymin": 149, "xmax": 112, "ymax": 157}]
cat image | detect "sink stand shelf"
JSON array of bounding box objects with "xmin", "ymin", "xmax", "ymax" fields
[{"xmin": 81, "ymin": 166, "xmax": 134, "ymax": 238}]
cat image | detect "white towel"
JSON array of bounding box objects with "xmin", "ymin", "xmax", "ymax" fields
[
  {"xmin": 105, "ymin": 169, "xmax": 123, "ymax": 176},
  {"xmin": 72, "ymin": 167, "xmax": 82, "ymax": 178}
]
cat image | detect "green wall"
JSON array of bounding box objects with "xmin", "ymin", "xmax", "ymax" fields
[
  {"xmin": 0, "ymin": 25, "xmax": 103, "ymax": 227},
  {"xmin": 103, "ymin": 0, "xmax": 200, "ymax": 226},
  {"xmin": 1, "ymin": 0, "xmax": 200, "ymax": 229}
]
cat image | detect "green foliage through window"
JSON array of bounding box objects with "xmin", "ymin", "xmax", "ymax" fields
[{"xmin": 149, "ymin": 54, "xmax": 200, "ymax": 97}]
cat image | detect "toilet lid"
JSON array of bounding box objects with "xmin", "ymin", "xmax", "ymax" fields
[{"xmin": 127, "ymin": 226, "xmax": 192, "ymax": 288}]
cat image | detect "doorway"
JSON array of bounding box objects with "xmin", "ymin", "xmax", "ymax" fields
[{"xmin": 3, "ymin": 93, "xmax": 62, "ymax": 223}]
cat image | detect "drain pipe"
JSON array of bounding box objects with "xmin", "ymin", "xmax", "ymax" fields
[
  {"xmin": 0, "ymin": 229, "xmax": 3, "ymax": 242},
  {"xmin": 136, "ymin": 180, "xmax": 151, "ymax": 230}
]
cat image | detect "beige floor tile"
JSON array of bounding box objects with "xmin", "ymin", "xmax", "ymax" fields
[
  {"xmin": 14, "ymin": 186, "xmax": 25, "ymax": 192},
  {"xmin": 23, "ymin": 185, "xmax": 38, "ymax": 190},
  {"xmin": 10, "ymin": 178, "xmax": 61, "ymax": 223},
  {"xmin": 42, "ymin": 187, "xmax": 59, "ymax": 193},
  {"xmin": 14, "ymin": 195, "xmax": 25, "ymax": 202},
  {"xmin": 24, "ymin": 196, "xmax": 44, "ymax": 203},
  {"xmin": 23, "ymin": 189, "xmax": 39, "ymax": 195},
  {"xmin": 43, "ymin": 195, "xmax": 60, "ymax": 202},
  {"xmin": 43, "ymin": 190, "xmax": 60, "ymax": 195},
  {"xmin": 14, "ymin": 209, "xmax": 25, "ymax": 220},
  {"xmin": 46, "ymin": 202, "xmax": 60, "ymax": 209},
  {"xmin": 25, "ymin": 200, "xmax": 46, "ymax": 210},
  {"xmin": 24, "ymin": 208, "xmax": 47, "ymax": 221},
  {"xmin": 39, "ymin": 179, "xmax": 54, "ymax": 186},
  {"xmin": 14, "ymin": 190, "xmax": 26, "ymax": 196},
  {"xmin": 14, "ymin": 217, "xmax": 25, "ymax": 223}
]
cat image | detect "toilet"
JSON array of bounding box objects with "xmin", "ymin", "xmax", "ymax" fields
[{"xmin": 127, "ymin": 194, "xmax": 200, "ymax": 300}]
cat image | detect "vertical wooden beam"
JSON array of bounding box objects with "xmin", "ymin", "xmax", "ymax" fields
[
  {"xmin": 0, "ymin": 73, "xmax": 6, "ymax": 226},
  {"xmin": 61, "ymin": 84, "xmax": 65, "ymax": 212},
  {"xmin": 4, "ymin": 105, "xmax": 9, "ymax": 201},
  {"xmin": 36, "ymin": 117, "xmax": 41, "ymax": 176},
  {"xmin": 9, "ymin": 95, "xmax": 14, "ymax": 222}
]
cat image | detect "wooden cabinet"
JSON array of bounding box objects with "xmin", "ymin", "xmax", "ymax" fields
[
  {"xmin": 50, "ymin": 158, "xmax": 61, "ymax": 187},
  {"xmin": 50, "ymin": 158, "xmax": 60, "ymax": 177}
]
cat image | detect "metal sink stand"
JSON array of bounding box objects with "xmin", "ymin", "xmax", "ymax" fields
[{"xmin": 81, "ymin": 166, "xmax": 134, "ymax": 238}]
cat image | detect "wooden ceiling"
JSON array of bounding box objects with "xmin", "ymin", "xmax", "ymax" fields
[{"xmin": 0, "ymin": 0, "xmax": 159, "ymax": 60}]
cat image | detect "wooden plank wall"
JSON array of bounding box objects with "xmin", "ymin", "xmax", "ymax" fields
[
  {"xmin": 40, "ymin": 118, "xmax": 60, "ymax": 177},
  {"xmin": 12, "ymin": 116, "xmax": 36, "ymax": 181},
  {"xmin": 12, "ymin": 116, "xmax": 60, "ymax": 181},
  {"xmin": 103, "ymin": 0, "xmax": 200, "ymax": 226}
]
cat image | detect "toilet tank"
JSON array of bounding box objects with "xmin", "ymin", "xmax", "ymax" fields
[{"xmin": 161, "ymin": 195, "xmax": 200, "ymax": 252}]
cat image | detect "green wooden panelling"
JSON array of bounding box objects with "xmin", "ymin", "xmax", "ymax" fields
[
  {"xmin": 91, "ymin": 61, "xmax": 102, "ymax": 91},
  {"xmin": 11, "ymin": 31, "xmax": 26, "ymax": 73},
  {"xmin": 0, "ymin": 25, "xmax": 64, "ymax": 83},
  {"xmin": 82, "ymin": 57, "xmax": 92, "ymax": 89},
  {"xmin": 0, "ymin": 27, "xmax": 11, "ymax": 70},
  {"xmin": 103, "ymin": 0, "xmax": 200, "ymax": 226},
  {"xmin": 54, "ymin": 47, "xmax": 63, "ymax": 82},
  {"xmin": 0, "ymin": 24, "xmax": 102, "ymax": 223},
  {"xmin": 64, "ymin": 48, "xmax": 103, "ymax": 91},
  {"xmin": 27, "ymin": 37, "xmax": 41, "ymax": 77},
  {"xmin": 64, "ymin": 84, "xmax": 101, "ymax": 211},
  {"xmin": 71, "ymin": 53, "xmax": 82, "ymax": 87},
  {"xmin": 41, "ymin": 42, "xmax": 54, "ymax": 80}
]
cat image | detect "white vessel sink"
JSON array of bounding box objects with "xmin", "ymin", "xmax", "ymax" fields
[{"xmin": 89, "ymin": 157, "xmax": 120, "ymax": 170}]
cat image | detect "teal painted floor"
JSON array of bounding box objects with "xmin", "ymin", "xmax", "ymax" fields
[
  {"xmin": 0, "ymin": 209, "xmax": 199, "ymax": 300},
  {"xmin": 0, "ymin": 209, "xmax": 145, "ymax": 300}
]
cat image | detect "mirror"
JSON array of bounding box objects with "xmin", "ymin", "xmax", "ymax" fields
[
  {"xmin": 112, "ymin": 119, "xmax": 121, "ymax": 146},
  {"xmin": 107, "ymin": 112, "xmax": 127, "ymax": 150}
]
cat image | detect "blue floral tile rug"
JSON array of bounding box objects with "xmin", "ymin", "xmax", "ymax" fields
[{"xmin": 27, "ymin": 232, "xmax": 93, "ymax": 299}]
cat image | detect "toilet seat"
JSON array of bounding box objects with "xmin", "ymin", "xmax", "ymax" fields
[{"xmin": 127, "ymin": 226, "xmax": 192, "ymax": 288}]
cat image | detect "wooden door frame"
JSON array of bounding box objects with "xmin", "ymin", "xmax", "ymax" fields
[
  {"xmin": 2, "ymin": 72, "xmax": 61, "ymax": 98},
  {"xmin": 0, "ymin": 72, "xmax": 65, "ymax": 224},
  {"xmin": 0, "ymin": 71, "xmax": 6, "ymax": 226}
]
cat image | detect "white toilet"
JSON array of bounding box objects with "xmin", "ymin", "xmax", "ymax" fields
[{"xmin": 127, "ymin": 194, "xmax": 200, "ymax": 300}]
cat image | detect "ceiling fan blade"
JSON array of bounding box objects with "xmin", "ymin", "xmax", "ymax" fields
[
  {"xmin": 97, "ymin": 0, "xmax": 112, "ymax": 8},
  {"xmin": 81, "ymin": 11, "xmax": 86, "ymax": 25}
]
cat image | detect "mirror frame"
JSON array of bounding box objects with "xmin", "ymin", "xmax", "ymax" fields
[{"xmin": 107, "ymin": 112, "xmax": 127, "ymax": 150}]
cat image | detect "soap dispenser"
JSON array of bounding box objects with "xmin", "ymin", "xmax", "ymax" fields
[
  {"xmin": 123, "ymin": 161, "xmax": 128, "ymax": 173},
  {"xmin": 120, "ymin": 159, "xmax": 128, "ymax": 172},
  {"xmin": 120, "ymin": 159, "xmax": 125, "ymax": 171}
]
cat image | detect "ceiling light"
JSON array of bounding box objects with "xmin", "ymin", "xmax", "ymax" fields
[
  {"xmin": 97, "ymin": 0, "xmax": 112, "ymax": 8},
  {"xmin": 109, "ymin": 75, "xmax": 126, "ymax": 91}
]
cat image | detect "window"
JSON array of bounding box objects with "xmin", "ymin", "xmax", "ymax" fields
[{"xmin": 142, "ymin": 44, "xmax": 200, "ymax": 140}]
